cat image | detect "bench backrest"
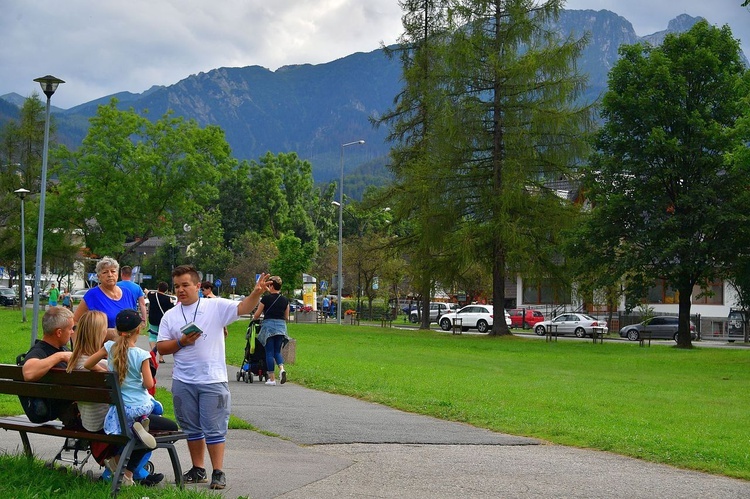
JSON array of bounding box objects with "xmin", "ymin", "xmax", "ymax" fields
[{"xmin": 0, "ymin": 364, "xmax": 132, "ymax": 439}]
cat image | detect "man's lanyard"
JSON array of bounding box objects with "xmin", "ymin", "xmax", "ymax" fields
[{"xmin": 180, "ymin": 298, "xmax": 201, "ymax": 325}]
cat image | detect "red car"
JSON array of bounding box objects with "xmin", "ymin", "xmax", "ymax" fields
[{"xmin": 508, "ymin": 309, "xmax": 545, "ymax": 329}]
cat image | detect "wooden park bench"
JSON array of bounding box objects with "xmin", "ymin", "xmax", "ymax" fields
[
  {"xmin": 639, "ymin": 330, "xmax": 652, "ymax": 347},
  {"xmin": 380, "ymin": 311, "xmax": 393, "ymax": 328},
  {"xmin": 591, "ymin": 326, "xmax": 606, "ymax": 344},
  {"xmin": 0, "ymin": 364, "xmax": 187, "ymax": 497},
  {"xmin": 347, "ymin": 311, "xmax": 360, "ymax": 326},
  {"xmin": 545, "ymin": 324, "xmax": 559, "ymax": 342}
]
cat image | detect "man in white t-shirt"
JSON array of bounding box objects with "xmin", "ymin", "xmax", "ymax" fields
[{"xmin": 157, "ymin": 265, "xmax": 269, "ymax": 490}]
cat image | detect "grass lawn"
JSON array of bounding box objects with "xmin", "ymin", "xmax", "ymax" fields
[
  {"xmin": 1, "ymin": 308, "xmax": 749, "ymax": 484},
  {"xmin": 226, "ymin": 320, "xmax": 750, "ymax": 480}
]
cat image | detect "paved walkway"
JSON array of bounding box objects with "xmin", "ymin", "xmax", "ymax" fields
[{"xmin": 1, "ymin": 336, "xmax": 749, "ymax": 498}]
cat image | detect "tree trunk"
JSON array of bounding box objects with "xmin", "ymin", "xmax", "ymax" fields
[
  {"xmin": 490, "ymin": 240, "xmax": 511, "ymax": 336},
  {"xmin": 676, "ymin": 284, "xmax": 694, "ymax": 348},
  {"xmin": 420, "ymin": 288, "xmax": 431, "ymax": 330}
]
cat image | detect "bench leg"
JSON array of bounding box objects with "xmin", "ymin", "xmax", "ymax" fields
[
  {"xmin": 111, "ymin": 440, "xmax": 136, "ymax": 497},
  {"xmin": 19, "ymin": 431, "xmax": 33, "ymax": 458},
  {"xmin": 160, "ymin": 442, "xmax": 184, "ymax": 488}
]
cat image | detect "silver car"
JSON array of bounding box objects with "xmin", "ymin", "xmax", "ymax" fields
[
  {"xmin": 410, "ymin": 302, "xmax": 459, "ymax": 323},
  {"xmin": 534, "ymin": 313, "xmax": 608, "ymax": 338}
]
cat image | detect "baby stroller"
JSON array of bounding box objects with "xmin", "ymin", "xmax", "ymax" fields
[{"xmin": 236, "ymin": 319, "xmax": 268, "ymax": 383}]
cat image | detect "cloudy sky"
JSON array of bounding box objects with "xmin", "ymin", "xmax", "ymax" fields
[{"xmin": 3, "ymin": 0, "xmax": 749, "ymax": 109}]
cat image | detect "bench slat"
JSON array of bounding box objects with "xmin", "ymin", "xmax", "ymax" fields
[
  {"xmin": 0, "ymin": 366, "xmax": 116, "ymax": 388},
  {"xmin": 0, "ymin": 379, "xmax": 115, "ymax": 404}
]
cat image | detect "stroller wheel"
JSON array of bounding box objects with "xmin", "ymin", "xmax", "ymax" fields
[
  {"xmin": 247, "ymin": 373, "xmax": 252, "ymax": 383},
  {"xmin": 236, "ymin": 372, "xmax": 241, "ymax": 382},
  {"xmin": 145, "ymin": 461, "xmax": 154, "ymax": 474}
]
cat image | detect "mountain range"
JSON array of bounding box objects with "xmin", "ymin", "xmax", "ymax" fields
[{"xmin": 0, "ymin": 10, "xmax": 719, "ymax": 193}]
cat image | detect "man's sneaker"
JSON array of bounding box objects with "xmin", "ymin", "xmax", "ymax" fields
[
  {"xmin": 210, "ymin": 469, "xmax": 226, "ymax": 490},
  {"xmin": 132, "ymin": 421, "xmax": 157, "ymax": 449},
  {"xmin": 182, "ymin": 466, "xmax": 208, "ymax": 484},
  {"xmin": 265, "ymin": 379, "xmax": 276, "ymax": 386},
  {"xmin": 280, "ymin": 369, "xmax": 287, "ymax": 384}
]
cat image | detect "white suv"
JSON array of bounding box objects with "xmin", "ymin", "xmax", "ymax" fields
[{"xmin": 409, "ymin": 302, "xmax": 459, "ymax": 323}]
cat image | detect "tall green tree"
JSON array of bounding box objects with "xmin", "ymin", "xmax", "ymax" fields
[
  {"xmin": 52, "ymin": 100, "xmax": 234, "ymax": 260},
  {"xmin": 0, "ymin": 94, "xmax": 75, "ymax": 285},
  {"xmin": 247, "ymin": 152, "xmax": 318, "ymax": 246},
  {"xmin": 225, "ymin": 232, "xmax": 279, "ymax": 294},
  {"xmin": 0, "ymin": 93, "xmax": 47, "ymax": 193},
  {"xmin": 578, "ymin": 21, "xmax": 750, "ymax": 347},
  {"xmin": 183, "ymin": 208, "xmax": 232, "ymax": 280},
  {"xmin": 216, "ymin": 161, "xmax": 254, "ymax": 248},
  {"xmin": 439, "ymin": 0, "xmax": 594, "ymax": 335},
  {"xmin": 269, "ymin": 233, "xmax": 314, "ymax": 296},
  {"xmin": 377, "ymin": 0, "xmax": 457, "ymax": 329}
]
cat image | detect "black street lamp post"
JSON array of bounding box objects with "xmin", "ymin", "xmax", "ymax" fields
[{"xmin": 30, "ymin": 75, "xmax": 64, "ymax": 346}]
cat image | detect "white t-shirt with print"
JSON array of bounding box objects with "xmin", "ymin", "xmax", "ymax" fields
[{"xmin": 158, "ymin": 297, "xmax": 239, "ymax": 384}]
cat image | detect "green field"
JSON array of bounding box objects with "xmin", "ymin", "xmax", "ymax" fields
[{"xmin": 226, "ymin": 320, "xmax": 750, "ymax": 480}]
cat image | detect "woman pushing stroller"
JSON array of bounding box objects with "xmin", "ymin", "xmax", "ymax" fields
[{"xmin": 252, "ymin": 275, "xmax": 289, "ymax": 386}]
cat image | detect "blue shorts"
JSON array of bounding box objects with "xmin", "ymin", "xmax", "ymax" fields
[{"xmin": 171, "ymin": 379, "xmax": 230, "ymax": 445}]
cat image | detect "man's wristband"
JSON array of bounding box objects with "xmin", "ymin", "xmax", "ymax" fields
[{"xmin": 176, "ymin": 338, "xmax": 184, "ymax": 348}]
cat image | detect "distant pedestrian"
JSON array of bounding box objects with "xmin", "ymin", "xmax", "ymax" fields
[
  {"xmin": 118, "ymin": 266, "xmax": 148, "ymax": 324},
  {"xmin": 322, "ymin": 295, "xmax": 330, "ymax": 317},
  {"xmin": 252, "ymin": 276, "xmax": 289, "ymax": 386},
  {"xmin": 146, "ymin": 282, "xmax": 175, "ymax": 363},
  {"xmin": 61, "ymin": 288, "xmax": 72, "ymax": 310},
  {"xmin": 48, "ymin": 283, "xmax": 59, "ymax": 308}
]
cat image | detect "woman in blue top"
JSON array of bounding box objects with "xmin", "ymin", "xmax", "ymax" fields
[
  {"xmin": 73, "ymin": 257, "xmax": 136, "ymax": 342},
  {"xmin": 253, "ymin": 275, "xmax": 290, "ymax": 386}
]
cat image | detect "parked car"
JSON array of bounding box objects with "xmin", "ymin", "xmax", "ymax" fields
[
  {"xmin": 409, "ymin": 302, "xmax": 459, "ymax": 323},
  {"xmin": 0, "ymin": 287, "xmax": 18, "ymax": 306},
  {"xmin": 619, "ymin": 316, "xmax": 696, "ymax": 342},
  {"xmin": 70, "ymin": 289, "xmax": 88, "ymax": 303},
  {"xmin": 12, "ymin": 285, "xmax": 31, "ymax": 299},
  {"xmin": 507, "ymin": 308, "xmax": 545, "ymax": 329},
  {"xmin": 727, "ymin": 310, "xmax": 746, "ymax": 341},
  {"xmin": 289, "ymin": 299, "xmax": 305, "ymax": 312},
  {"xmin": 534, "ymin": 313, "xmax": 608, "ymax": 338},
  {"xmin": 438, "ymin": 305, "xmax": 510, "ymax": 333}
]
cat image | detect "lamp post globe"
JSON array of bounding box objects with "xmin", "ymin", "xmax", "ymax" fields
[{"xmin": 30, "ymin": 75, "xmax": 64, "ymax": 346}]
